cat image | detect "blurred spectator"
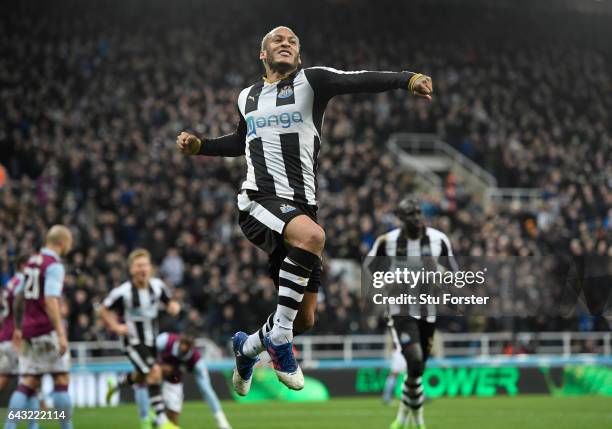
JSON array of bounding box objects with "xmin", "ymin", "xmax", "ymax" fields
[{"xmin": 0, "ymin": 0, "xmax": 610, "ymax": 345}]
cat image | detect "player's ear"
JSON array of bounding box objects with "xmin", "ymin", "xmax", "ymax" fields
[
  {"xmin": 298, "ymin": 54, "xmax": 302, "ymax": 66},
  {"xmin": 259, "ymin": 50, "xmax": 266, "ymax": 61}
]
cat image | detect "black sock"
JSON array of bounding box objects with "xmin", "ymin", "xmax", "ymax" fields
[{"xmin": 148, "ymin": 384, "xmax": 165, "ymax": 422}]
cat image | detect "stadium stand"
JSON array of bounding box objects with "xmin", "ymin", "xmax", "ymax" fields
[{"xmin": 1, "ymin": 0, "xmax": 610, "ymax": 349}]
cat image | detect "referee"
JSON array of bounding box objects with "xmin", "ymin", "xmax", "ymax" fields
[
  {"xmin": 177, "ymin": 26, "xmax": 433, "ymax": 395},
  {"xmin": 368, "ymin": 197, "xmax": 457, "ymax": 429}
]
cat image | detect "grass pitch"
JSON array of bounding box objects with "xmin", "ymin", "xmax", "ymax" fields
[{"xmin": 12, "ymin": 395, "xmax": 612, "ymax": 429}]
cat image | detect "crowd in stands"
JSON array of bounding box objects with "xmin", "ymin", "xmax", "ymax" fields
[{"xmin": 1, "ymin": 0, "xmax": 610, "ymax": 348}]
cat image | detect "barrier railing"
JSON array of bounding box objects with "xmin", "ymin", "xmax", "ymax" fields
[{"xmin": 68, "ymin": 331, "xmax": 611, "ymax": 366}]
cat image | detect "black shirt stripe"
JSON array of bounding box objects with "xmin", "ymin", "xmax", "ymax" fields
[
  {"xmin": 249, "ymin": 137, "xmax": 276, "ymax": 195},
  {"xmin": 245, "ymin": 81, "xmax": 264, "ymax": 114},
  {"xmin": 279, "ymin": 133, "xmax": 307, "ymax": 203}
]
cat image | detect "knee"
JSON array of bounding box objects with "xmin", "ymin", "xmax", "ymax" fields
[
  {"xmin": 22, "ymin": 376, "xmax": 41, "ymax": 390},
  {"xmin": 407, "ymin": 359, "xmax": 425, "ymax": 378},
  {"xmin": 290, "ymin": 225, "xmax": 325, "ymax": 254},
  {"xmin": 311, "ymin": 226, "xmax": 326, "ymax": 249},
  {"xmin": 53, "ymin": 374, "xmax": 70, "ymax": 387},
  {"xmin": 147, "ymin": 365, "xmax": 162, "ymax": 384},
  {"xmin": 401, "ymin": 346, "xmax": 425, "ymax": 378}
]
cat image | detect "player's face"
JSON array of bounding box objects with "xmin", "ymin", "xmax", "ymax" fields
[
  {"xmin": 403, "ymin": 208, "xmax": 424, "ymax": 230},
  {"xmin": 398, "ymin": 200, "xmax": 424, "ymax": 235},
  {"xmin": 260, "ymin": 28, "xmax": 300, "ymax": 74},
  {"xmin": 178, "ymin": 339, "xmax": 192, "ymax": 354},
  {"xmin": 129, "ymin": 256, "xmax": 152, "ymax": 285}
]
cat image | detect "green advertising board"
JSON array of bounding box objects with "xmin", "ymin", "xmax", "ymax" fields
[{"xmin": 356, "ymin": 367, "xmax": 519, "ymax": 398}]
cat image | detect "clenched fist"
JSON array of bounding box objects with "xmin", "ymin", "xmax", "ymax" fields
[
  {"xmin": 408, "ymin": 74, "xmax": 433, "ymax": 101},
  {"xmin": 176, "ymin": 131, "xmax": 202, "ymax": 155}
]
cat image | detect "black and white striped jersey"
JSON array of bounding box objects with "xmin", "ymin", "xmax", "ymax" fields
[
  {"xmin": 368, "ymin": 227, "xmax": 457, "ymax": 322},
  {"xmin": 200, "ymin": 67, "xmax": 417, "ymax": 206},
  {"xmin": 102, "ymin": 278, "xmax": 172, "ymax": 347}
]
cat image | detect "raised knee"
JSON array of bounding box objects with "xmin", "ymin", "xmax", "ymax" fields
[
  {"xmin": 285, "ymin": 216, "xmax": 326, "ymax": 254},
  {"xmin": 304, "ymin": 226, "xmax": 325, "ymax": 252}
]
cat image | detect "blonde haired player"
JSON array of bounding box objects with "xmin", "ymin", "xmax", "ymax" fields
[{"xmin": 100, "ymin": 249, "xmax": 180, "ymax": 429}]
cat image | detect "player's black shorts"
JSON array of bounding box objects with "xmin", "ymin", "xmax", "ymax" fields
[
  {"xmin": 125, "ymin": 343, "xmax": 157, "ymax": 375},
  {"xmin": 390, "ymin": 316, "xmax": 435, "ymax": 361},
  {"xmin": 237, "ymin": 190, "xmax": 320, "ymax": 292}
]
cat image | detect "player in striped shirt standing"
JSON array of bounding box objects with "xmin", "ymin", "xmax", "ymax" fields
[
  {"xmin": 177, "ymin": 26, "xmax": 433, "ymax": 395},
  {"xmin": 368, "ymin": 197, "xmax": 457, "ymax": 429},
  {"xmin": 100, "ymin": 249, "xmax": 181, "ymax": 429}
]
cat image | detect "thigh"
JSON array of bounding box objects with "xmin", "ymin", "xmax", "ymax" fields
[
  {"xmin": 125, "ymin": 344, "xmax": 156, "ymax": 375},
  {"xmin": 391, "ymin": 316, "xmax": 422, "ymax": 349},
  {"xmin": 20, "ymin": 332, "xmax": 70, "ymax": 376},
  {"xmin": 238, "ymin": 191, "xmax": 317, "ymax": 284},
  {"xmin": 237, "ymin": 191, "xmax": 314, "ymax": 254}
]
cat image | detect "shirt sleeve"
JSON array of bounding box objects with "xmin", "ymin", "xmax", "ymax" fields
[
  {"xmin": 367, "ymin": 235, "xmax": 388, "ymax": 257},
  {"xmin": 102, "ymin": 287, "xmax": 125, "ymax": 314},
  {"xmin": 157, "ymin": 279, "xmax": 172, "ymax": 304},
  {"xmin": 439, "ymin": 233, "xmax": 459, "ymax": 271},
  {"xmin": 304, "ymin": 67, "xmax": 415, "ymax": 100},
  {"xmin": 12, "ymin": 273, "xmax": 25, "ymax": 295},
  {"xmin": 155, "ymin": 332, "xmax": 170, "ymax": 352},
  {"xmin": 198, "ymin": 107, "xmax": 246, "ymax": 157},
  {"xmin": 187, "ymin": 348, "xmax": 202, "ymax": 372},
  {"xmin": 365, "ymin": 235, "xmax": 391, "ymax": 274},
  {"xmin": 44, "ymin": 263, "xmax": 65, "ymax": 297}
]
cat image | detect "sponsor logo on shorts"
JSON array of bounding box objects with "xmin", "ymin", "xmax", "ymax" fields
[{"xmin": 280, "ymin": 204, "xmax": 296, "ymax": 214}]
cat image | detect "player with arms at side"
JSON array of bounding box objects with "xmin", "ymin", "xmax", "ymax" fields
[
  {"xmin": 100, "ymin": 249, "xmax": 181, "ymax": 429},
  {"xmin": 368, "ymin": 197, "xmax": 457, "ymax": 429},
  {"xmin": 177, "ymin": 26, "xmax": 433, "ymax": 395},
  {"xmin": 5, "ymin": 225, "xmax": 74, "ymax": 429}
]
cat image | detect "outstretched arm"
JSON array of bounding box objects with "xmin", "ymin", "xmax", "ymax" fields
[
  {"xmin": 304, "ymin": 67, "xmax": 432, "ymax": 100},
  {"xmin": 177, "ymin": 108, "xmax": 246, "ymax": 157}
]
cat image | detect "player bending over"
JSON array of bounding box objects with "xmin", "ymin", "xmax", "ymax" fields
[
  {"xmin": 100, "ymin": 249, "xmax": 181, "ymax": 429},
  {"xmin": 368, "ymin": 197, "xmax": 457, "ymax": 429},
  {"xmin": 177, "ymin": 26, "xmax": 433, "ymax": 395},
  {"xmin": 5, "ymin": 225, "xmax": 74, "ymax": 429},
  {"xmin": 155, "ymin": 331, "xmax": 231, "ymax": 429}
]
